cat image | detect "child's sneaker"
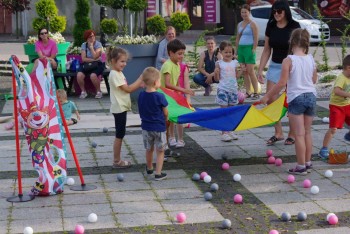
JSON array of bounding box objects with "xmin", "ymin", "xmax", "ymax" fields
[
  {"xmin": 168, "ymin": 137, "xmax": 177, "ymax": 147},
  {"xmin": 95, "ymin": 91, "xmax": 103, "ymax": 99},
  {"xmin": 4, "ymin": 121, "xmax": 15, "ymax": 130},
  {"xmin": 288, "ymin": 167, "xmax": 307, "ymax": 175},
  {"xmin": 230, "ymin": 132, "xmax": 238, "ymax": 140},
  {"xmin": 176, "ymin": 140, "xmax": 185, "ymax": 148},
  {"xmin": 306, "ymin": 164, "xmax": 313, "ymax": 173},
  {"xmin": 221, "ymin": 133, "xmax": 232, "ymax": 142},
  {"xmin": 155, "ymin": 172, "xmax": 167, "ymax": 181},
  {"xmin": 79, "ymin": 91, "xmax": 88, "ymax": 99},
  {"xmin": 319, "ymin": 147, "xmax": 329, "ymax": 159},
  {"xmin": 344, "ymin": 132, "xmax": 350, "ymax": 141},
  {"xmin": 146, "ymin": 166, "xmax": 154, "ymax": 175}
]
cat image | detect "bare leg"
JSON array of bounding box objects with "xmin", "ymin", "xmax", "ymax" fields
[
  {"xmin": 168, "ymin": 122, "xmax": 175, "ymax": 139},
  {"xmin": 177, "ymin": 124, "xmax": 184, "ymax": 142},
  {"xmin": 304, "ymin": 115, "xmax": 314, "ymax": 163},
  {"xmin": 266, "ymin": 80, "xmax": 284, "ymax": 139},
  {"xmin": 243, "ymin": 71, "xmax": 252, "ymax": 95},
  {"xmin": 90, "ymin": 73, "xmax": 102, "ymax": 93},
  {"xmin": 77, "ymin": 72, "xmax": 86, "ymax": 92},
  {"xmin": 113, "ymin": 138, "xmax": 123, "ymax": 164},
  {"xmin": 146, "ymin": 147, "xmax": 154, "ymax": 170},
  {"xmin": 155, "ymin": 149, "xmax": 165, "ymax": 175},
  {"xmin": 246, "ymin": 64, "xmax": 259, "ymax": 93},
  {"xmin": 322, "ymin": 128, "xmax": 337, "ymax": 147},
  {"xmin": 289, "ymin": 113, "xmax": 306, "ymax": 165}
]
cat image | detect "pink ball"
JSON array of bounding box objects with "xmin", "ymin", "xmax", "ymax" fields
[
  {"xmin": 266, "ymin": 149, "xmax": 273, "ymax": 157},
  {"xmin": 275, "ymin": 158, "xmax": 282, "ymax": 166},
  {"xmin": 269, "ymin": 230, "xmax": 279, "ymax": 234},
  {"xmin": 176, "ymin": 212, "xmax": 187, "ymax": 223},
  {"xmin": 237, "ymin": 92, "xmax": 245, "ymax": 104},
  {"xmin": 222, "ymin": 162, "xmax": 230, "ymax": 170},
  {"xmin": 328, "ymin": 214, "xmax": 338, "ymax": 225},
  {"xmin": 233, "ymin": 194, "xmax": 243, "ymax": 204},
  {"xmin": 267, "ymin": 156, "xmax": 276, "ymax": 164},
  {"xmin": 287, "ymin": 175, "xmax": 295, "ymax": 184},
  {"xmin": 303, "ymin": 179, "xmax": 312, "ymax": 188},
  {"xmin": 200, "ymin": 172, "xmax": 208, "ymax": 180},
  {"xmin": 74, "ymin": 224, "xmax": 85, "ymax": 234}
]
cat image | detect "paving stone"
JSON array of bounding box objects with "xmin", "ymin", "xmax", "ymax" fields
[
  {"xmin": 162, "ymin": 198, "xmax": 215, "ymax": 211},
  {"xmin": 255, "ymin": 191, "xmax": 310, "ymax": 205},
  {"xmin": 234, "ymin": 173, "xmax": 282, "ymax": 184},
  {"xmin": 0, "ymin": 222, "xmax": 7, "ymax": 233},
  {"xmin": 229, "ymin": 164, "xmax": 272, "ymax": 175},
  {"xmin": 331, "ymin": 177, "xmax": 350, "ymax": 191},
  {"xmin": 10, "ymin": 217, "xmax": 64, "ymax": 233},
  {"xmin": 63, "ymin": 203, "xmax": 112, "ymax": 218},
  {"xmin": 112, "ymin": 200, "xmax": 163, "ymax": 214},
  {"xmin": 203, "ymin": 146, "xmax": 248, "ymax": 160},
  {"xmin": 12, "ymin": 195, "xmax": 59, "ymax": 209},
  {"xmin": 315, "ymin": 198, "xmax": 350, "ymax": 212},
  {"xmin": 61, "ymin": 192, "xmax": 108, "ymax": 206},
  {"xmin": 109, "ymin": 190, "xmax": 155, "ymax": 203},
  {"xmin": 12, "ymin": 206, "xmax": 61, "ymax": 220},
  {"xmin": 296, "ymin": 179, "xmax": 349, "ymax": 200},
  {"xmin": 64, "ymin": 215, "xmax": 117, "ymax": 231},
  {"xmin": 296, "ymin": 227, "xmax": 350, "ymax": 234},
  {"xmin": 149, "ymin": 178, "xmax": 196, "ymax": 190},
  {"xmin": 117, "ymin": 211, "xmax": 170, "ymax": 227},
  {"xmin": 268, "ymin": 201, "xmax": 326, "ymax": 216},
  {"xmin": 168, "ymin": 207, "xmax": 224, "ymax": 224},
  {"xmin": 102, "ymin": 172, "xmax": 145, "ymax": 182},
  {"xmin": 105, "ymin": 180, "xmax": 151, "ymax": 191},
  {"xmin": 155, "ymin": 187, "xmax": 202, "ymax": 200},
  {"xmin": 242, "ymin": 181, "xmax": 293, "ymax": 193}
]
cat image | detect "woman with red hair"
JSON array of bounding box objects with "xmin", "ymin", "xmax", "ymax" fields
[{"xmin": 77, "ymin": 30, "xmax": 105, "ymax": 99}]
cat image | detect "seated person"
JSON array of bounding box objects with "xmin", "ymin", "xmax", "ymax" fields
[
  {"xmin": 155, "ymin": 26, "xmax": 176, "ymax": 70},
  {"xmin": 193, "ymin": 36, "xmax": 222, "ymax": 96},
  {"xmin": 32, "ymin": 27, "xmax": 58, "ymax": 71},
  {"xmin": 77, "ymin": 29, "xmax": 105, "ymax": 99},
  {"xmin": 57, "ymin": 89, "xmax": 80, "ymax": 126}
]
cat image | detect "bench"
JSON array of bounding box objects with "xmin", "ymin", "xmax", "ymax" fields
[{"xmin": 53, "ymin": 69, "xmax": 111, "ymax": 95}]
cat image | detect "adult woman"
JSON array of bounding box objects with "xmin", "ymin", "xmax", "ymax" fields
[
  {"xmin": 33, "ymin": 28, "xmax": 58, "ymax": 70},
  {"xmin": 77, "ymin": 30, "xmax": 105, "ymax": 99},
  {"xmin": 155, "ymin": 26, "xmax": 176, "ymax": 70},
  {"xmin": 193, "ymin": 36, "xmax": 222, "ymax": 96},
  {"xmin": 257, "ymin": 0, "xmax": 299, "ymax": 145},
  {"xmin": 235, "ymin": 4, "xmax": 260, "ymax": 99}
]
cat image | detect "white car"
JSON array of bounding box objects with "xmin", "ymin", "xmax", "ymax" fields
[{"xmin": 250, "ymin": 5, "xmax": 330, "ymax": 43}]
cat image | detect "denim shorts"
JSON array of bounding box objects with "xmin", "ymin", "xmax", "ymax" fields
[
  {"xmin": 266, "ymin": 61, "xmax": 282, "ymax": 84},
  {"xmin": 142, "ymin": 130, "xmax": 167, "ymax": 151},
  {"xmin": 288, "ymin": 93, "xmax": 316, "ymax": 116},
  {"xmin": 216, "ymin": 88, "xmax": 238, "ymax": 106}
]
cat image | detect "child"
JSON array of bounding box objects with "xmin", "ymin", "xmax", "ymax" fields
[
  {"xmin": 214, "ymin": 41, "xmax": 240, "ymax": 142},
  {"xmin": 107, "ymin": 46, "xmax": 143, "ymax": 169},
  {"xmin": 57, "ymin": 89, "xmax": 80, "ymax": 126},
  {"xmin": 260, "ymin": 29, "xmax": 317, "ymax": 175},
  {"xmin": 138, "ymin": 67, "xmax": 168, "ymax": 180},
  {"xmin": 160, "ymin": 39, "xmax": 194, "ymax": 148},
  {"xmin": 319, "ymin": 54, "xmax": 350, "ymax": 158}
]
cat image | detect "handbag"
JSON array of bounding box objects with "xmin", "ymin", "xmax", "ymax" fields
[
  {"xmin": 328, "ymin": 151, "xmax": 349, "ymax": 164},
  {"xmin": 82, "ymin": 61, "xmax": 99, "ymax": 73}
]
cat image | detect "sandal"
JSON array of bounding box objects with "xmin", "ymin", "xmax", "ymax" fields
[
  {"xmin": 72, "ymin": 118, "xmax": 78, "ymax": 125},
  {"xmin": 284, "ymin": 137, "xmax": 295, "ymax": 145},
  {"xmin": 112, "ymin": 160, "xmax": 132, "ymax": 169},
  {"xmin": 266, "ymin": 136, "xmax": 284, "ymax": 146},
  {"xmin": 245, "ymin": 92, "xmax": 252, "ymax": 98}
]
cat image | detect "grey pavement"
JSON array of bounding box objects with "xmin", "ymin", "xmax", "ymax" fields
[{"xmin": 0, "ymin": 34, "xmax": 350, "ymax": 233}]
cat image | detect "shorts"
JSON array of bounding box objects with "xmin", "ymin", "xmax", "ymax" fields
[
  {"xmin": 142, "ymin": 130, "xmax": 167, "ymax": 151},
  {"xmin": 216, "ymin": 88, "xmax": 238, "ymax": 106},
  {"xmin": 113, "ymin": 111, "xmax": 127, "ymax": 139},
  {"xmin": 329, "ymin": 104, "xmax": 350, "ymax": 129},
  {"xmin": 237, "ymin": 45, "xmax": 256, "ymax": 64},
  {"xmin": 288, "ymin": 93, "xmax": 316, "ymax": 116},
  {"xmin": 266, "ymin": 61, "xmax": 282, "ymax": 84}
]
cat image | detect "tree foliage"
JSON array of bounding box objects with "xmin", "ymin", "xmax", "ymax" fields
[
  {"xmin": 73, "ymin": 0, "xmax": 92, "ymax": 47},
  {"xmin": 32, "ymin": 0, "xmax": 66, "ymax": 33},
  {"xmin": 0, "ymin": 0, "xmax": 31, "ymax": 14}
]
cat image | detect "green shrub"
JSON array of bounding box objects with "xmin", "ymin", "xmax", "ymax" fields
[
  {"xmin": 32, "ymin": 18, "xmax": 46, "ymax": 32},
  {"xmin": 32, "ymin": 0, "xmax": 66, "ymax": 33},
  {"xmin": 146, "ymin": 15, "xmax": 166, "ymax": 35},
  {"xmin": 170, "ymin": 12, "xmax": 191, "ymax": 32},
  {"xmin": 101, "ymin": 18, "xmax": 118, "ymax": 35},
  {"xmin": 50, "ymin": 16, "xmax": 66, "ymax": 33},
  {"xmin": 319, "ymin": 74, "xmax": 337, "ymax": 83},
  {"xmin": 73, "ymin": 0, "xmax": 92, "ymax": 47}
]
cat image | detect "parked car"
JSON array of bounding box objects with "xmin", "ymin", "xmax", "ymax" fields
[{"xmin": 250, "ymin": 5, "xmax": 330, "ymax": 44}]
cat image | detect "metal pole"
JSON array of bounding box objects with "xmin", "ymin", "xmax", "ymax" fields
[{"xmin": 100, "ymin": 6, "xmax": 108, "ymax": 46}]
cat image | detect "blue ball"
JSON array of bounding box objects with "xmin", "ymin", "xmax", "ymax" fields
[
  {"xmin": 117, "ymin": 173, "xmax": 124, "ymax": 182},
  {"xmin": 297, "ymin": 211, "xmax": 307, "ymax": 221},
  {"xmin": 281, "ymin": 212, "xmax": 291, "ymax": 221},
  {"xmin": 103, "ymin": 127, "xmax": 108, "ymax": 133},
  {"xmin": 204, "ymin": 192, "xmax": 212, "ymax": 201},
  {"xmin": 210, "ymin": 183, "xmax": 219, "ymax": 192},
  {"xmin": 91, "ymin": 142, "xmax": 97, "ymax": 148},
  {"xmin": 192, "ymin": 173, "xmax": 200, "ymax": 181},
  {"xmin": 222, "ymin": 219, "xmax": 231, "ymax": 229}
]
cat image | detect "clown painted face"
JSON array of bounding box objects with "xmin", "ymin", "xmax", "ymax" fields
[{"xmin": 27, "ymin": 110, "xmax": 49, "ymax": 129}]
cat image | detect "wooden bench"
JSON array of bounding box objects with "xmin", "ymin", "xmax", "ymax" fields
[{"xmin": 53, "ymin": 69, "xmax": 111, "ymax": 95}]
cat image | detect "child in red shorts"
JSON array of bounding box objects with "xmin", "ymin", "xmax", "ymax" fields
[{"xmin": 319, "ymin": 55, "xmax": 350, "ymax": 158}]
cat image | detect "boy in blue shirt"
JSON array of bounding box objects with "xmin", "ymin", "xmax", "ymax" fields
[
  {"xmin": 138, "ymin": 67, "xmax": 168, "ymax": 181},
  {"xmin": 57, "ymin": 89, "xmax": 80, "ymax": 126}
]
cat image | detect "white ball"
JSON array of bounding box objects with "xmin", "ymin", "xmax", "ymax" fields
[
  {"xmin": 324, "ymin": 170, "xmax": 333, "ymax": 178},
  {"xmin": 66, "ymin": 177, "xmax": 75, "ymax": 186},
  {"xmin": 322, "ymin": 117, "xmax": 329, "ymax": 123},
  {"xmin": 327, "ymin": 213, "xmax": 336, "ymax": 221},
  {"xmin": 88, "ymin": 213, "xmax": 98, "ymax": 223},
  {"xmin": 233, "ymin": 174, "xmax": 241, "ymax": 182},
  {"xmin": 203, "ymin": 175, "xmax": 212, "ymax": 183},
  {"xmin": 23, "ymin": 227, "xmax": 33, "ymax": 234},
  {"xmin": 310, "ymin": 185, "xmax": 319, "ymax": 194}
]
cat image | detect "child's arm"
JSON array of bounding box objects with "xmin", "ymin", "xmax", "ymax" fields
[
  {"xmin": 183, "ymin": 66, "xmax": 191, "ymax": 103},
  {"xmin": 236, "ymin": 64, "xmax": 245, "ymax": 78},
  {"xmin": 119, "ymin": 75, "xmax": 143, "ymax": 93},
  {"xmin": 164, "ymin": 73, "xmax": 194, "ymax": 96},
  {"xmin": 334, "ymin": 87, "xmax": 350, "ymax": 98},
  {"xmin": 214, "ymin": 63, "xmax": 220, "ymax": 82},
  {"xmin": 75, "ymin": 110, "xmax": 80, "ymax": 121},
  {"xmin": 163, "ymin": 106, "xmax": 169, "ymax": 121}
]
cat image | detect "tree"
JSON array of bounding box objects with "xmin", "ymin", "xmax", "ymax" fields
[
  {"xmin": 32, "ymin": 0, "xmax": 66, "ymax": 33},
  {"xmin": 73, "ymin": 0, "xmax": 92, "ymax": 47},
  {"xmin": 0, "ymin": 0, "xmax": 31, "ymax": 39},
  {"xmin": 126, "ymin": 0, "xmax": 148, "ymax": 36},
  {"xmin": 95, "ymin": 0, "xmax": 128, "ymax": 34}
]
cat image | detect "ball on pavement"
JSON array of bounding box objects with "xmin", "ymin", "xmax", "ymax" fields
[
  {"xmin": 322, "ymin": 117, "xmax": 329, "ymax": 123},
  {"xmin": 91, "ymin": 142, "xmax": 97, "ymax": 148},
  {"xmin": 281, "ymin": 212, "xmax": 291, "ymax": 222},
  {"xmin": 67, "ymin": 177, "xmax": 75, "ymax": 186},
  {"xmin": 328, "ymin": 214, "xmax": 338, "ymax": 225},
  {"xmin": 117, "ymin": 173, "xmax": 124, "ymax": 182},
  {"xmin": 237, "ymin": 92, "xmax": 245, "ymax": 104},
  {"xmin": 233, "ymin": 174, "xmax": 241, "ymax": 182},
  {"xmin": 275, "ymin": 158, "xmax": 282, "ymax": 166},
  {"xmin": 324, "ymin": 170, "xmax": 333, "ymax": 178},
  {"xmin": 222, "ymin": 219, "xmax": 232, "ymax": 229},
  {"xmin": 222, "ymin": 162, "xmax": 230, "ymax": 170},
  {"xmin": 267, "ymin": 156, "xmax": 276, "ymax": 164},
  {"xmin": 74, "ymin": 224, "xmax": 85, "ymax": 234},
  {"xmin": 303, "ymin": 179, "xmax": 312, "ymax": 188},
  {"xmin": 204, "ymin": 192, "xmax": 213, "ymax": 201},
  {"xmin": 200, "ymin": 172, "xmax": 208, "ymax": 180},
  {"xmin": 310, "ymin": 185, "xmax": 319, "ymax": 194},
  {"xmin": 297, "ymin": 211, "xmax": 307, "ymax": 221},
  {"xmin": 88, "ymin": 213, "xmax": 98, "ymax": 223},
  {"xmin": 192, "ymin": 173, "xmax": 200, "ymax": 181},
  {"xmin": 326, "ymin": 213, "xmax": 336, "ymax": 221},
  {"xmin": 176, "ymin": 212, "xmax": 186, "ymax": 223},
  {"xmin": 233, "ymin": 194, "xmax": 243, "ymax": 204},
  {"xmin": 210, "ymin": 183, "xmax": 219, "ymax": 192},
  {"xmin": 23, "ymin": 227, "xmax": 34, "ymax": 234},
  {"xmin": 269, "ymin": 230, "xmax": 279, "ymax": 234},
  {"xmin": 266, "ymin": 149, "xmax": 273, "ymax": 157},
  {"xmin": 287, "ymin": 175, "xmax": 295, "ymax": 184},
  {"xmin": 102, "ymin": 127, "xmax": 108, "ymax": 133},
  {"xmin": 204, "ymin": 175, "xmax": 212, "ymax": 183}
]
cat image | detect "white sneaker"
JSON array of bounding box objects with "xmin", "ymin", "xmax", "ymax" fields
[
  {"xmin": 176, "ymin": 140, "xmax": 185, "ymax": 148},
  {"xmin": 230, "ymin": 132, "xmax": 238, "ymax": 140},
  {"xmin": 79, "ymin": 91, "xmax": 87, "ymax": 99},
  {"xmin": 95, "ymin": 91, "xmax": 103, "ymax": 99},
  {"xmin": 168, "ymin": 137, "xmax": 177, "ymax": 147},
  {"xmin": 221, "ymin": 133, "xmax": 232, "ymax": 142}
]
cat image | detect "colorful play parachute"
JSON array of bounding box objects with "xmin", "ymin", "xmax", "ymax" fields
[{"xmin": 159, "ymin": 88, "xmax": 287, "ymax": 131}]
